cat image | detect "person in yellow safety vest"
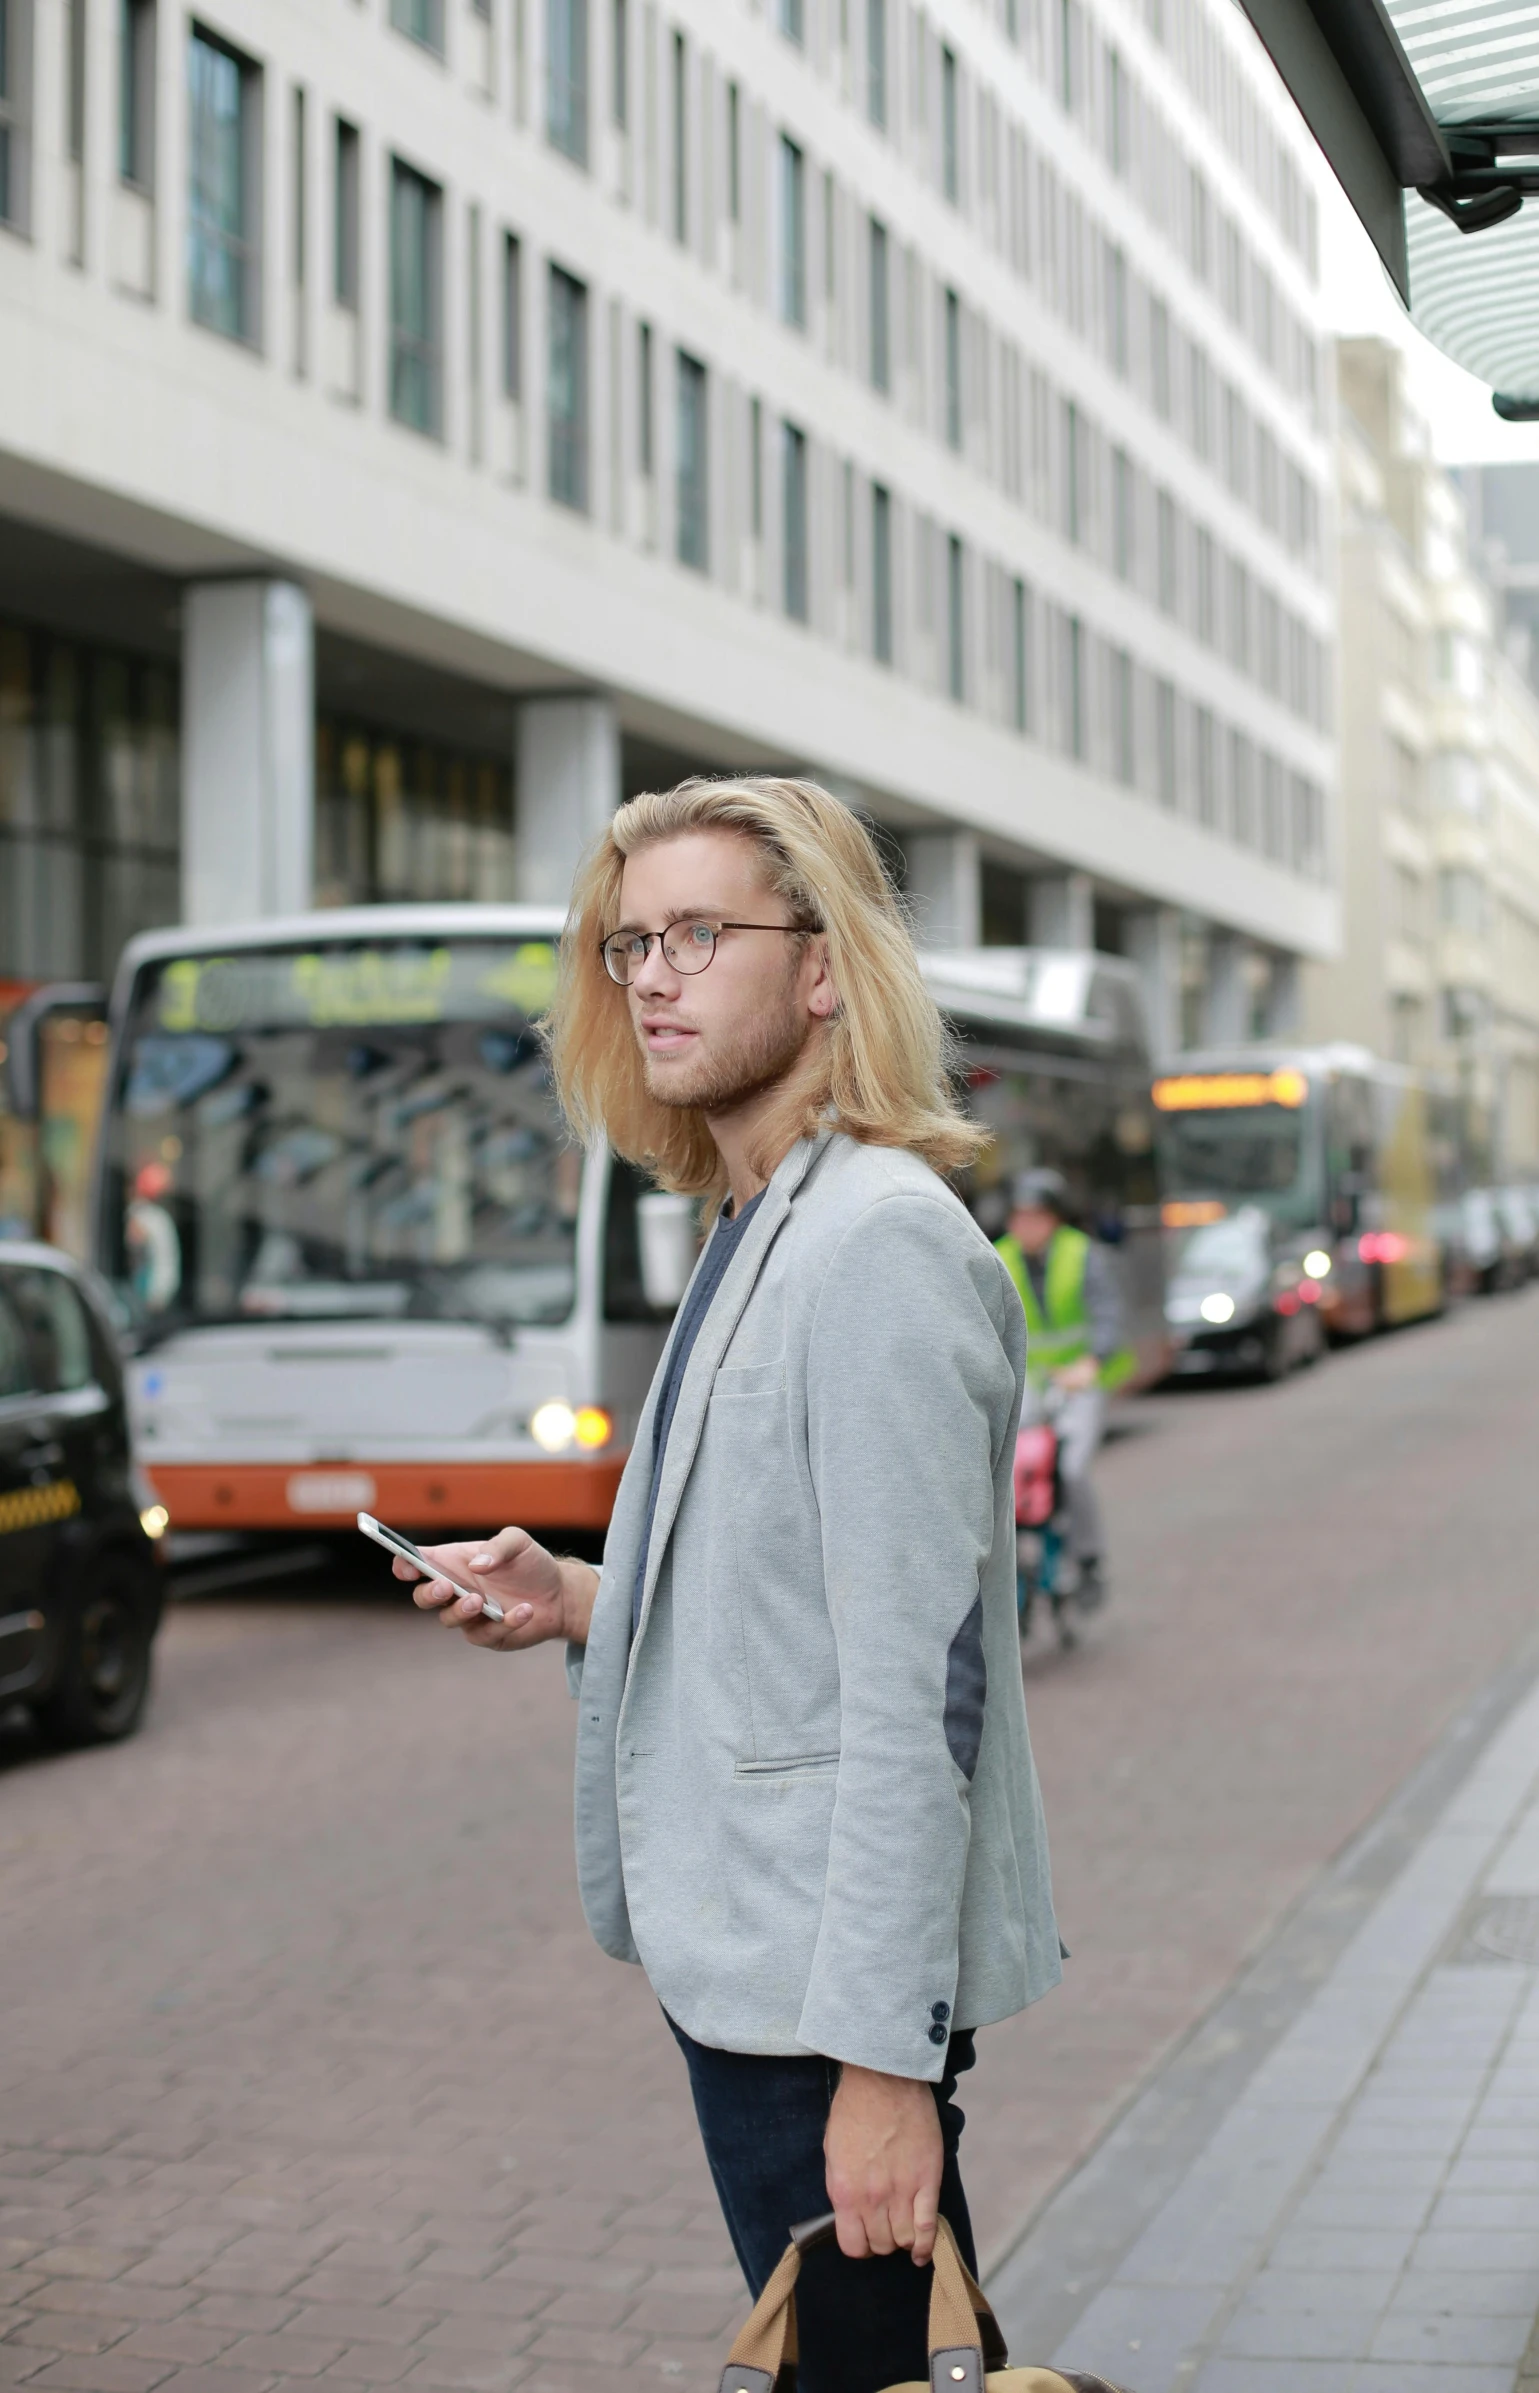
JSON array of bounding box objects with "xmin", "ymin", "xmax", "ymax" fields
[{"xmin": 994, "ymin": 1167, "xmax": 1134, "ymax": 1614}]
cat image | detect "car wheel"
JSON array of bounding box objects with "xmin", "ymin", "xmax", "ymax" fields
[{"xmin": 33, "ymin": 1550, "xmax": 156, "ymax": 1748}]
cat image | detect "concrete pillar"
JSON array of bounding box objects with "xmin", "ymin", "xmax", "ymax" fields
[
  {"xmin": 1028, "ymin": 870, "xmax": 1093, "ymax": 951},
  {"xmin": 1125, "ymin": 905, "xmax": 1183, "ymax": 1061},
  {"xmin": 1265, "ymin": 953, "xmax": 1301, "ymax": 1039},
  {"xmin": 182, "ymin": 579, "xmax": 314, "ymax": 926},
  {"xmin": 1204, "ymin": 933, "xmax": 1252, "ymax": 1047},
  {"xmin": 906, "ymin": 828, "xmax": 981, "ymax": 948},
  {"xmin": 514, "ymin": 695, "xmax": 621, "ymax": 906}
]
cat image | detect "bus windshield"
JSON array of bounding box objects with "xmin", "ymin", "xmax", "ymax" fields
[
  {"xmin": 101, "ymin": 939, "xmax": 579, "ymax": 1337},
  {"xmin": 1159, "ymin": 1103, "xmax": 1317, "ymax": 1221}
]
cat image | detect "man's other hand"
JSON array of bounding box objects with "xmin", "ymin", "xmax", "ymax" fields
[
  {"xmin": 824, "ymin": 2063, "xmax": 944, "ymax": 2266},
  {"xmin": 391, "ymin": 1527, "xmax": 598, "ymax": 1651},
  {"xmin": 1054, "ymin": 1354, "xmax": 1100, "ymax": 1392}
]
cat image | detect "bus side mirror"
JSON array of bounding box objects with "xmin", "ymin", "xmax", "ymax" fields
[{"xmin": 637, "ymin": 1192, "xmax": 697, "ymax": 1313}]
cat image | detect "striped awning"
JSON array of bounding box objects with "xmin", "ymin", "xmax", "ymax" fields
[{"xmin": 1239, "ymin": 0, "xmax": 1539, "ymax": 410}]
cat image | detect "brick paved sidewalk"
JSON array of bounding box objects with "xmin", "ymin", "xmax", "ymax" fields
[{"xmin": 991, "ymin": 1666, "xmax": 1539, "ymax": 2392}]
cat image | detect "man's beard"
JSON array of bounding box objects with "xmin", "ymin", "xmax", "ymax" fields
[{"xmin": 640, "ymin": 986, "xmax": 814, "ymax": 1114}]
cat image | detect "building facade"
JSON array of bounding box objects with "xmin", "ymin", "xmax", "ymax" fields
[
  {"xmin": 1306, "ymin": 340, "xmax": 1539, "ymax": 1181},
  {"xmin": 0, "ymin": 0, "xmax": 1335, "ymax": 1051}
]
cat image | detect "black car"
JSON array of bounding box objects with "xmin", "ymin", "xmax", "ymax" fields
[
  {"xmin": 0, "ymin": 1243, "xmax": 165, "ymax": 1745},
  {"xmin": 1164, "ymin": 1206, "xmax": 1329, "ymax": 1382}
]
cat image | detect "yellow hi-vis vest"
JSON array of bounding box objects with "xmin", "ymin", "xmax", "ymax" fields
[{"xmin": 995, "ymin": 1224, "xmax": 1136, "ymax": 1391}]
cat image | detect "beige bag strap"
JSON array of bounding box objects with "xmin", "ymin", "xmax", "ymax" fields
[{"xmin": 720, "ymin": 2213, "xmax": 1008, "ymax": 2393}]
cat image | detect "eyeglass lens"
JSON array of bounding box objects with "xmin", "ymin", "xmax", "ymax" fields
[{"xmin": 604, "ymin": 923, "xmax": 718, "ymax": 982}]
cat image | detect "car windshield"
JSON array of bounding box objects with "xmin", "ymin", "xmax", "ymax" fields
[
  {"xmin": 1173, "ymin": 1211, "xmax": 1270, "ymax": 1278},
  {"xmin": 101, "ymin": 939, "xmax": 579, "ymax": 1335}
]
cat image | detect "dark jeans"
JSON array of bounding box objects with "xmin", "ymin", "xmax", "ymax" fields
[{"xmin": 666, "ymin": 2015, "xmax": 978, "ymax": 2393}]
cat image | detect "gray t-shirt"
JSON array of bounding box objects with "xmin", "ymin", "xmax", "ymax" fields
[{"xmin": 631, "ymin": 1189, "xmax": 766, "ymax": 1632}]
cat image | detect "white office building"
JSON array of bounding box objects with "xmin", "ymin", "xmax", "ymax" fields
[{"xmin": 0, "ymin": 0, "xmax": 1336, "ymax": 1047}]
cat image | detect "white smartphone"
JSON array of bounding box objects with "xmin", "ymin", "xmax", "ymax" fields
[{"xmin": 357, "ymin": 1512, "xmax": 505, "ymax": 1622}]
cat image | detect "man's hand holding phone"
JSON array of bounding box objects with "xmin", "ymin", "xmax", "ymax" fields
[{"xmin": 390, "ymin": 1525, "xmax": 599, "ymax": 1652}]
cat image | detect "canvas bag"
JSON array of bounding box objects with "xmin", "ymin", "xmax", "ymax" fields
[{"xmin": 717, "ymin": 2212, "xmax": 1132, "ymax": 2393}]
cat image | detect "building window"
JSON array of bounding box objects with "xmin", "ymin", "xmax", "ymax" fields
[
  {"xmin": 940, "ymin": 45, "xmax": 958, "ymax": 202},
  {"xmin": 1149, "ymin": 297, "xmax": 1171, "ymax": 419},
  {"xmin": 946, "ymin": 535, "xmax": 964, "ymax": 702},
  {"xmin": 868, "ymin": 216, "xmax": 889, "ymax": 394},
  {"xmin": 944, "ymin": 289, "xmax": 961, "ymax": 450},
  {"xmin": 1062, "ymin": 399, "xmax": 1081, "ymax": 543},
  {"xmin": 501, "ymin": 231, "xmax": 522, "ymax": 398},
  {"xmin": 671, "ymin": 30, "xmax": 686, "ymax": 243},
  {"xmin": 1066, "ymin": 615, "xmax": 1085, "ymax": 759},
  {"xmin": 1156, "ymin": 680, "xmax": 1177, "ymax": 808},
  {"xmin": 780, "ymin": 0, "xmax": 803, "ymax": 44},
  {"xmin": 1108, "ymin": 46, "xmax": 1127, "ymax": 172},
  {"xmin": 0, "ymin": 0, "xmax": 33, "ymax": 228},
  {"xmin": 390, "ymin": 0, "xmax": 445, "ymax": 54},
  {"xmin": 637, "ymin": 319, "xmax": 653, "ymax": 474},
  {"xmin": 1112, "ymin": 649, "xmax": 1134, "ymax": 783},
  {"xmin": 333, "ymin": 118, "xmax": 360, "ymax": 307},
  {"xmin": 67, "ymin": 0, "xmax": 85, "ymax": 177},
  {"xmin": 1194, "ymin": 529, "xmax": 1215, "ymax": 646},
  {"xmin": 872, "ymin": 483, "xmax": 893, "ymax": 665},
  {"xmin": 0, "ymin": 620, "xmax": 180, "ymax": 982},
  {"xmin": 779, "ymin": 135, "xmax": 804, "ymax": 328},
  {"xmin": 676, "ymin": 351, "xmax": 708, "ymax": 572},
  {"xmin": 866, "ymin": 0, "xmax": 886, "ymax": 129},
  {"xmin": 1106, "ymin": 243, "xmax": 1127, "ymax": 375},
  {"xmin": 1011, "ymin": 578, "xmax": 1030, "ymax": 732},
  {"xmin": 1156, "ymin": 490, "xmax": 1177, "ymax": 614},
  {"xmin": 782, "ymin": 420, "xmax": 808, "ymax": 622},
  {"xmin": 611, "ymin": 0, "xmax": 627, "ymax": 127},
  {"xmin": 548, "ymin": 0, "xmax": 588, "ymax": 166},
  {"xmin": 727, "ymin": 81, "xmax": 741, "ymax": 222},
  {"xmin": 120, "ymin": 0, "xmax": 156, "ymax": 189},
  {"xmin": 1112, "ymin": 449, "xmax": 1133, "ymax": 581},
  {"xmin": 749, "ymin": 394, "xmax": 763, "ymax": 539},
  {"xmin": 388, "ymin": 159, "xmax": 442, "ymax": 436},
  {"xmin": 548, "ymin": 263, "xmax": 589, "ymax": 510},
  {"xmin": 188, "ymin": 27, "xmax": 260, "ymax": 345}
]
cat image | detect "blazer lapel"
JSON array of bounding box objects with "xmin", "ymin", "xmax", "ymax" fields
[{"xmin": 628, "ymin": 1133, "xmax": 828, "ymax": 1656}]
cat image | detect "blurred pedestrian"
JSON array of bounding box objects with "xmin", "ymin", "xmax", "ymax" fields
[
  {"xmin": 394, "ymin": 776, "xmax": 1060, "ymax": 2393},
  {"xmin": 995, "ymin": 1167, "xmax": 1132, "ymax": 1610}
]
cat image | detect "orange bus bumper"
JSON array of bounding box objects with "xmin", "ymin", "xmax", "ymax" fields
[{"xmin": 143, "ymin": 1458, "xmax": 628, "ymax": 1534}]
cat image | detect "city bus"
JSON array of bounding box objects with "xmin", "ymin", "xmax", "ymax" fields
[
  {"xmin": 1152, "ymin": 1043, "xmax": 1445, "ymax": 1337},
  {"xmin": 83, "ymin": 912, "xmax": 1166, "ymax": 1541}
]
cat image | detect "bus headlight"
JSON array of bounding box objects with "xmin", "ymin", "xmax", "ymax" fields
[
  {"xmin": 1303, "ymin": 1250, "xmax": 1331, "ymax": 1278},
  {"xmin": 530, "ymin": 1401, "xmax": 578, "ymax": 1453},
  {"xmin": 573, "ymin": 1406, "xmax": 613, "ymax": 1451}
]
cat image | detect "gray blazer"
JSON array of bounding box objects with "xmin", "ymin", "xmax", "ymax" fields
[{"xmin": 570, "ymin": 1130, "xmax": 1061, "ymax": 2081}]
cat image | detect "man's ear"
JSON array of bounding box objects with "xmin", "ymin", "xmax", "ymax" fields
[{"xmin": 805, "ymin": 936, "xmax": 838, "ymax": 1021}]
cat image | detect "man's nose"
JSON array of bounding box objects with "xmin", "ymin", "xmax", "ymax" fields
[{"xmin": 630, "ymin": 936, "xmax": 681, "ymax": 997}]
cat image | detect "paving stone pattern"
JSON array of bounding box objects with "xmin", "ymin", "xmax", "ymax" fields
[
  {"xmin": 1033, "ymin": 1675, "xmax": 1539, "ymax": 2393},
  {"xmin": 4, "ymin": 1291, "xmax": 1539, "ymax": 2391}
]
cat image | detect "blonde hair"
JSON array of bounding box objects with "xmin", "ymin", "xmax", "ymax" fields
[{"xmin": 546, "ymin": 775, "xmax": 986, "ymax": 1200}]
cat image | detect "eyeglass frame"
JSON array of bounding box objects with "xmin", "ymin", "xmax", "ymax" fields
[{"xmin": 599, "ymin": 919, "xmax": 821, "ymax": 986}]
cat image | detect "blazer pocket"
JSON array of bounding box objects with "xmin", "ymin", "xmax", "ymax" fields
[
  {"xmin": 733, "ymin": 1751, "xmax": 840, "ymax": 1780},
  {"xmin": 713, "ymin": 1358, "xmax": 787, "ymax": 1397}
]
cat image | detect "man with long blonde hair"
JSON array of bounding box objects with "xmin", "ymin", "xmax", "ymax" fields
[{"xmin": 397, "ymin": 777, "xmax": 1060, "ymax": 2392}]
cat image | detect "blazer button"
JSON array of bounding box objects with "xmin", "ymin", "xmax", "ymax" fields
[
  {"xmin": 928, "ymin": 2022, "xmax": 948, "ymax": 2046},
  {"xmin": 931, "ymin": 2001, "xmax": 950, "ymax": 2022}
]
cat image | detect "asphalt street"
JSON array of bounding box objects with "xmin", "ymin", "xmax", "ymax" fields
[{"xmin": 3, "ymin": 1284, "xmax": 1539, "ymax": 2392}]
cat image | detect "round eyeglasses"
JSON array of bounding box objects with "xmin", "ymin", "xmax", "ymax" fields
[{"xmin": 599, "ymin": 920, "xmax": 813, "ymax": 986}]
